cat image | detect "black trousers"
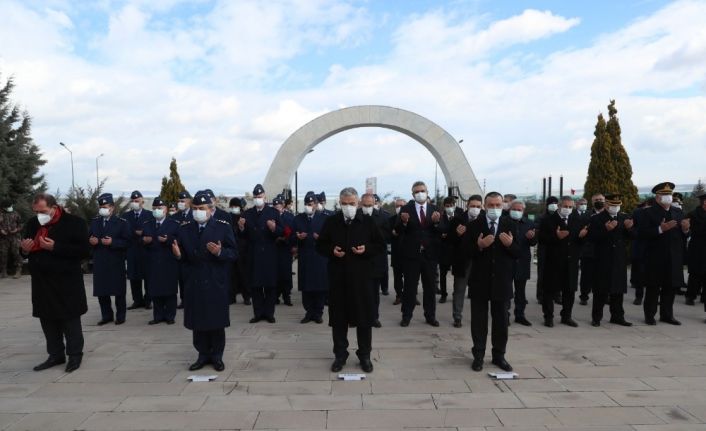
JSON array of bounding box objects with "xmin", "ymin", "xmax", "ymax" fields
[
  {"xmin": 686, "ymin": 273, "xmax": 705, "ymax": 302},
  {"xmin": 302, "ymin": 291, "xmax": 326, "ymax": 320},
  {"xmin": 130, "ymin": 278, "xmax": 151, "ymax": 306},
  {"xmin": 591, "ymin": 292, "xmax": 625, "ymax": 322},
  {"xmin": 644, "ymin": 283, "xmax": 676, "ymax": 320},
  {"xmin": 39, "ymin": 317, "xmax": 84, "ymax": 359},
  {"xmin": 470, "ymin": 299, "xmax": 508, "ymax": 360},
  {"xmin": 372, "ymin": 277, "xmax": 383, "ymax": 320},
  {"xmin": 372, "ymin": 271, "xmax": 389, "ymax": 296},
  {"xmin": 332, "ymin": 325, "xmax": 372, "ymax": 360},
  {"xmin": 439, "ymin": 263, "xmax": 451, "ymax": 297},
  {"xmin": 98, "ymin": 295, "xmax": 126, "ymax": 321},
  {"xmin": 392, "ymin": 266, "xmax": 404, "ymax": 298},
  {"xmin": 252, "ymin": 285, "xmax": 276, "ymax": 319},
  {"xmin": 193, "ymin": 329, "xmax": 226, "ymax": 362},
  {"xmin": 277, "ymin": 276, "xmax": 293, "ymax": 300},
  {"xmin": 178, "ymin": 266, "xmax": 185, "ymax": 302},
  {"xmin": 542, "ymin": 264, "xmax": 575, "ymax": 320},
  {"xmin": 579, "ymin": 258, "xmax": 594, "ymax": 300},
  {"xmin": 536, "ymin": 245, "xmax": 546, "ymax": 301},
  {"xmin": 401, "ymin": 255, "xmax": 437, "ymax": 321},
  {"xmin": 510, "ymin": 279, "xmax": 528, "ymax": 318},
  {"xmin": 152, "ymin": 295, "xmax": 177, "ymax": 321}
]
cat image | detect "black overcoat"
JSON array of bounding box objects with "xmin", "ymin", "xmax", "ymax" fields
[
  {"xmin": 293, "ymin": 212, "xmax": 329, "ymax": 292},
  {"xmin": 123, "ymin": 209, "xmax": 154, "ymax": 280},
  {"xmin": 687, "ymin": 206, "xmax": 706, "ymax": 276},
  {"xmin": 589, "ymin": 211, "xmax": 635, "ymax": 295},
  {"xmin": 638, "ymin": 204, "xmax": 687, "ymax": 288},
  {"xmin": 144, "ymin": 217, "xmax": 180, "ymax": 297},
  {"xmin": 512, "ymin": 216, "xmax": 537, "ymax": 281},
  {"xmin": 538, "ymin": 211, "xmax": 585, "ymax": 293},
  {"xmin": 88, "ymin": 215, "xmax": 130, "ymax": 297},
  {"xmin": 238, "ymin": 206, "xmax": 283, "ymax": 287}
]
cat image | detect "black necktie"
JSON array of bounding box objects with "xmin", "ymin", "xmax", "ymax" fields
[
  {"xmin": 199, "ymin": 225, "xmax": 205, "ymax": 235},
  {"xmin": 490, "ymin": 220, "xmax": 496, "ymax": 236},
  {"xmin": 135, "ymin": 212, "xmax": 139, "ymax": 220},
  {"xmin": 102, "ymin": 219, "xmax": 107, "ymax": 228},
  {"xmin": 345, "ymin": 219, "xmax": 352, "ymax": 226},
  {"xmin": 156, "ymin": 222, "xmax": 161, "ymax": 230}
]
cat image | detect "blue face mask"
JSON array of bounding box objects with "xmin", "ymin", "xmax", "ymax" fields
[
  {"xmin": 509, "ymin": 210, "xmax": 523, "ymax": 220},
  {"xmin": 486, "ymin": 208, "xmax": 503, "ymax": 221}
]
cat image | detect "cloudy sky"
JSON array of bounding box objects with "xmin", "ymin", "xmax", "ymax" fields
[{"xmin": 1, "ymin": 0, "xmax": 705, "ymax": 200}]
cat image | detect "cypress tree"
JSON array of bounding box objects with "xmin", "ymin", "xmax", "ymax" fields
[
  {"xmin": 584, "ymin": 113, "xmax": 617, "ymax": 199},
  {"xmin": 606, "ymin": 100, "xmax": 639, "ymax": 212},
  {"xmin": 158, "ymin": 158, "xmax": 187, "ymax": 203}
]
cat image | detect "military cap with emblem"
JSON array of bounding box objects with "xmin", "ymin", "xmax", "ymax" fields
[
  {"xmin": 178, "ymin": 191, "xmax": 191, "ymax": 199},
  {"xmin": 98, "ymin": 193, "xmax": 114, "ymax": 206},
  {"xmin": 318, "ymin": 191, "xmax": 327, "ymax": 202},
  {"xmin": 152, "ymin": 197, "xmax": 166, "ymax": 207},
  {"xmin": 253, "ymin": 184, "xmax": 265, "ymax": 196},
  {"xmin": 168, "ymin": 202, "xmax": 177, "ymax": 210},
  {"xmin": 228, "ymin": 197, "xmax": 241, "ymax": 207},
  {"xmin": 651, "ymin": 182, "xmax": 675, "ymax": 195},
  {"xmin": 304, "ymin": 191, "xmax": 317, "ymax": 205},
  {"xmin": 672, "ymin": 192, "xmax": 684, "ymax": 203},
  {"xmin": 605, "ymin": 193, "xmax": 622, "ymax": 206},
  {"xmin": 204, "ymin": 189, "xmax": 216, "ymax": 199},
  {"xmin": 273, "ymin": 194, "xmax": 285, "ymax": 205},
  {"xmin": 130, "ymin": 190, "xmax": 143, "ymax": 199},
  {"xmin": 193, "ymin": 192, "xmax": 212, "ymax": 205}
]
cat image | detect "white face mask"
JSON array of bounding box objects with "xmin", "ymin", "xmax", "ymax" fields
[
  {"xmin": 547, "ymin": 203, "xmax": 558, "ymax": 213},
  {"xmin": 395, "ymin": 206, "xmax": 401, "ymax": 214},
  {"xmin": 193, "ymin": 209, "xmax": 208, "ymax": 223},
  {"xmin": 468, "ymin": 207, "xmax": 481, "ymax": 218},
  {"xmin": 304, "ymin": 205, "xmax": 315, "ymax": 215},
  {"xmin": 607, "ymin": 206, "xmax": 620, "ymax": 216},
  {"xmin": 317, "ymin": 203, "xmax": 324, "ymax": 211},
  {"xmin": 578, "ymin": 204, "xmax": 587, "ymax": 212},
  {"xmin": 153, "ymin": 208, "xmax": 165, "ymax": 220},
  {"xmin": 253, "ymin": 198, "xmax": 265, "ymax": 208},
  {"xmin": 362, "ymin": 206, "xmax": 373, "ymax": 216},
  {"xmin": 5, "ymin": 206, "xmax": 13, "ymax": 212},
  {"xmin": 230, "ymin": 207, "xmax": 241, "ymax": 215},
  {"xmin": 342, "ymin": 204, "xmax": 357, "ymax": 220},
  {"xmin": 373, "ymin": 204, "xmax": 380, "ymax": 210},
  {"xmin": 444, "ymin": 207, "xmax": 455, "ymax": 217},
  {"xmin": 670, "ymin": 201, "xmax": 682, "ymax": 209},
  {"xmin": 510, "ymin": 210, "xmax": 523, "ymax": 220},
  {"xmin": 98, "ymin": 208, "xmax": 111, "ymax": 218},
  {"xmin": 37, "ymin": 213, "xmax": 52, "ymax": 225},
  {"xmin": 486, "ymin": 207, "xmax": 502, "ymax": 221},
  {"xmin": 168, "ymin": 211, "xmax": 177, "ymax": 216},
  {"xmin": 660, "ymin": 195, "xmax": 673, "ymax": 205},
  {"xmin": 502, "ymin": 202, "xmax": 511, "ymax": 211},
  {"xmin": 130, "ymin": 201, "xmax": 141, "ymax": 211},
  {"xmin": 413, "ymin": 191, "xmax": 427, "ymax": 204},
  {"xmin": 177, "ymin": 202, "xmax": 187, "ymax": 211},
  {"xmin": 559, "ymin": 207, "xmax": 573, "ymax": 217}
]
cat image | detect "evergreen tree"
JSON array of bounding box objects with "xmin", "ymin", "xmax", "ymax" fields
[
  {"xmin": 0, "ymin": 74, "xmax": 47, "ymax": 217},
  {"xmin": 693, "ymin": 178, "xmax": 705, "ymax": 196},
  {"xmin": 158, "ymin": 158, "xmax": 187, "ymax": 203},
  {"xmin": 63, "ymin": 179, "xmax": 127, "ymax": 225},
  {"xmin": 584, "ymin": 113, "xmax": 617, "ymax": 199},
  {"xmin": 606, "ymin": 100, "xmax": 639, "ymax": 211}
]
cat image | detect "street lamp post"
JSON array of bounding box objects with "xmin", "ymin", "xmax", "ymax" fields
[
  {"xmin": 95, "ymin": 153, "xmax": 104, "ymax": 189},
  {"xmin": 59, "ymin": 142, "xmax": 75, "ymax": 192}
]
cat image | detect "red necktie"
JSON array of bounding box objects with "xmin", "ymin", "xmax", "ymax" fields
[{"xmin": 419, "ymin": 206, "xmax": 426, "ymax": 227}]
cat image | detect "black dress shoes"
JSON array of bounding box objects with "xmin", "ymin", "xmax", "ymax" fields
[
  {"xmin": 189, "ymin": 359, "xmax": 208, "ymax": 371},
  {"xmin": 331, "ymin": 358, "xmax": 346, "ymax": 372},
  {"xmin": 249, "ymin": 317, "xmax": 261, "ymax": 323},
  {"xmin": 127, "ymin": 303, "xmax": 142, "ymax": 310},
  {"xmin": 453, "ymin": 319, "xmax": 462, "ymax": 328},
  {"xmin": 400, "ymin": 319, "xmax": 410, "ymax": 327},
  {"xmin": 148, "ymin": 320, "xmax": 160, "ymax": 325},
  {"xmin": 471, "ymin": 358, "xmax": 483, "ymax": 372},
  {"xmin": 213, "ymin": 359, "xmax": 225, "ymax": 372},
  {"xmin": 645, "ymin": 317, "xmax": 657, "ymax": 325},
  {"xmin": 97, "ymin": 318, "xmax": 113, "ymax": 326},
  {"xmin": 561, "ymin": 317, "xmax": 579, "ymax": 327},
  {"xmin": 144, "ymin": 303, "xmax": 152, "ymax": 310},
  {"xmin": 439, "ymin": 296, "xmax": 447, "ymax": 304},
  {"xmin": 359, "ymin": 358, "xmax": 373, "ymax": 373},
  {"xmin": 266, "ymin": 317, "xmax": 276, "ymax": 324},
  {"xmin": 686, "ymin": 298, "xmax": 695, "ymax": 306},
  {"xmin": 591, "ymin": 320, "xmax": 600, "ymax": 327},
  {"xmin": 660, "ymin": 317, "xmax": 681, "ymax": 325},
  {"xmin": 426, "ymin": 319, "xmax": 440, "ymax": 327},
  {"xmin": 314, "ymin": 318, "xmax": 323, "ymax": 324},
  {"xmin": 492, "ymin": 357, "xmax": 513, "ymax": 372},
  {"xmin": 373, "ymin": 320, "xmax": 382, "ymax": 328},
  {"xmin": 301, "ymin": 317, "xmax": 312, "ymax": 324},
  {"xmin": 381, "ymin": 290, "xmax": 389, "ymax": 296},
  {"xmin": 544, "ymin": 318, "xmax": 554, "ymax": 327},
  {"xmin": 283, "ymin": 298, "xmax": 293, "ymax": 306},
  {"xmin": 633, "ymin": 297, "xmax": 643, "ymax": 305},
  {"xmin": 115, "ymin": 318, "xmax": 125, "ymax": 325},
  {"xmin": 609, "ymin": 318, "xmax": 633, "ymax": 327},
  {"xmin": 579, "ymin": 298, "xmax": 588, "ymax": 306},
  {"xmin": 65, "ymin": 356, "xmax": 82, "ymax": 373},
  {"xmin": 166, "ymin": 319, "xmax": 175, "ymax": 325},
  {"xmin": 33, "ymin": 356, "xmax": 65, "ymax": 371},
  {"xmin": 515, "ymin": 316, "xmax": 532, "ymax": 326}
]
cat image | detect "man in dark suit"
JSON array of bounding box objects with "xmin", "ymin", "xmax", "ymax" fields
[
  {"xmin": 538, "ymin": 196, "xmax": 588, "ymax": 327},
  {"xmin": 228, "ymin": 197, "xmax": 251, "ymax": 305},
  {"xmin": 124, "ymin": 190, "xmax": 155, "ymax": 310},
  {"xmin": 588, "ymin": 194, "xmax": 635, "ymax": 326},
  {"xmin": 361, "ymin": 193, "xmax": 391, "ymax": 328},
  {"xmin": 507, "ymin": 199, "xmax": 536, "ymax": 326},
  {"xmin": 389, "ymin": 198, "xmax": 407, "ymax": 305},
  {"xmin": 685, "ymin": 193, "xmax": 706, "ymax": 307},
  {"xmin": 373, "ymin": 194, "xmax": 391, "ymax": 296},
  {"xmin": 395, "ymin": 181, "xmax": 447, "ymax": 327},
  {"xmin": 449, "ymin": 195, "xmax": 483, "ymax": 327},
  {"xmin": 439, "ymin": 197, "xmax": 462, "ymax": 304},
  {"xmin": 172, "ymin": 192, "xmax": 237, "ymax": 371},
  {"xmin": 535, "ymin": 196, "xmax": 559, "ymax": 303},
  {"xmin": 273, "ymin": 194, "xmax": 295, "ymax": 306},
  {"xmin": 172, "ymin": 190, "xmax": 193, "ymax": 309},
  {"xmin": 465, "ymin": 192, "xmax": 519, "ymax": 372},
  {"xmin": 638, "ymin": 182, "xmax": 690, "ymax": 325},
  {"xmin": 578, "ymin": 194, "xmax": 604, "ymax": 305}
]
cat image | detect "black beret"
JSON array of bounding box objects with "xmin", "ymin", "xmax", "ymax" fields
[
  {"xmin": 152, "ymin": 197, "xmax": 166, "ymax": 207},
  {"xmin": 130, "ymin": 190, "xmax": 143, "ymax": 199},
  {"xmin": 253, "ymin": 184, "xmax": 265, "ymax": 196},
  {"xmin": 304, "ymin": 191, "xmax": 317, "ymax": 205},
  {"xmin": 192, "ymin": 192, "xmax": 212, "ymax": 205},
  {"xmin": 178, "ymin": 191, "xmax": 191, "ymax": 199},
  {"xmin": 98, "ymin": 193, "xmax": 114, "ymax": 206}
]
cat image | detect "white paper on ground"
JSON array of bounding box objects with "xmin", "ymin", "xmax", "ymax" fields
[
  {"xmin": 188, "ymin": 375, "xmax": 218, "ymax": 382},
  {"xmin": 488, "ymin": 372, "xmax": 519, "ymax": 380},
  {"xmin": 338, "ymin": 373, "xmax": 366, "ymax": 381}
]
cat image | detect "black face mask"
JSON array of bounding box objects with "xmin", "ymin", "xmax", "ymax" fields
[{"xmin": 593, "ymin": 201, "xmax": 605, "ymax": 210}]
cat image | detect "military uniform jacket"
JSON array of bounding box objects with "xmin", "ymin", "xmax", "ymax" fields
[
  {"xmin": 293, "ymin": 211, "xmax": 329, "ymax": 292},
  {"xmin": 177, "ymin": 218, "xmax": 237, "ymax": 331},
  {"xmin": 238, "ymin": 206, "xmax": 283, "ymax": 287},
  {"xmin": 638, "ymin": 204, "xmax": 687, "ymax": 288},
  {"xmin": 512, "ymin": 216, "xmax": 537, "ymax": 281},
  {"xmin": 316, "ymin": 211, "xmax": 385, "ymax": 327},
  {"xmin": 578, "ymin": 209, "xmax": 597, "ymax": 259},
  {"xmin": 538, "ymin": 211, "xmax": 585, "ymax": 293},
  {"xmin": 144, "ymin": 217, "xmax": 180, "ymax": 297},
  {"xmin": 123, "ymin": 209, "xmax": 155, "ymax": 280},
  {"xmin": 589, "ymin": 211, "xmax": 635, "ymax": 295},
  {"xmin": 687, "ymin": 206, "xmax": 706, "ymax": 275},
  {"xmin": 213, "ymin": 207, "xmax": 233, "ymax": 226},
  {"xmin": 394, "ymin": 201, "xmax": 447, "ymax": 262},
  {"xmin": 0, "ymin": 211, "xmax": 22, "ymax": 242},
  {"xmin": 465, "ymin": 215, "xmax": 520, "ymax": 302},
  {"xmin": 88, "ymin": 215, "xmax": 130, "ymax": 297},
  {"xmin": 276, "ymin": 210, "xmax": 295, "ymax": 282},
  {"xmin": 171, "ymin": 209, "xmax": 194, "ymax": 224}
]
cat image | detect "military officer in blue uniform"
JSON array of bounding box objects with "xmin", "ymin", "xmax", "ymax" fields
[
  {"xmin": 144, "ymin": 197, "xmax": 180, "ymax": 325},
  {"xmin": 293, "ymin": 192, "xmax": 329, "ymax": 323},
  {"xmin": 203, "ymin": 189, "xmax": 233, "ymax": 226},
  {"xmin": 237, "ymin": 184, "xmax": 283, "ymax": 323},
  {"xmin": 89, "ymin": 193, "xmax": 131, "ymax": 325},
  {"xmin": 124, "ymin": 190, "xmax": 155, "ymax": 310},
  {"xmin": 172, "ymin": 190, "xmax": 193, "ymax": 309},
  {"xmin": 274, "ymin": 194, "xmax": 295, "ymax": 306},
  {"xmin": 318, "ymin": 192, "xmax": 335, "ymax": 216},
  {"xmin": 228, "ymin": 197, "xmax": 251, "ymax": 305},
  {"xmin": 172, "ymin": 192, "xmax": 237, "ymax": 371}
]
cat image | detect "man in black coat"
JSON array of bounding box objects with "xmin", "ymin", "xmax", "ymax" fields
[
  {"xmin": 172, "ymin": 190, "xmax": 193, "ymax": 309},
  {"xmin": 507, "ymin": 200, "xmax": 536, "ymax": 326},
  {"xmin": 638, "ymin": 182, "xmax": 690, "ymax": 325},
  {"xmin": 124, "ymin": 190, "xmax": 155, "ymax": 310},
  {"xmin": 389, "ymin": 198, "xmax": 407, "ymax": 305},
  {"xmin": 538, "ymin": 196, "xmax": 588, "ymax": 327},
  {"xmin": 21, "ymin": 193, "xmax": 89, "ymax": 373},
  {"xmin": 449, "ymin": 195, "xmax": 483, "ymax": 327},
  {"xmin": 465, "ymin": 192, "xmax": 519, "ymax": 372},
  {"xmin": 316, "ymin": 187, "xmax": 385, "ymax": 373},
  {"xmin": 630, "ymin": 199, "xmax": 653, "ymax": 305},
  {"xmin": 172, "ymin": 192, "xmax": 237, "ymax": 371},
  {"xmin": 89, "ymin": 193, "xmax": 131, "ymax": 325},
  {"xmin": 439, "ymin": 197, "xmax": 462, "ymax": 304},
  {"xmin": 361, "ymin": 193, "xmax": 390, "ymax": 328},
  {"xmin": 396, "ymin": 181, "xmax": 447, "ymax": 327},
  {"xmin": 228, "ymin": 197, "xmax": 251, "ymax": 305},
  {"xmin": 535, "ymin": 196, "xmax": 559, "ymax": 303},
  {"xmin": 685, "ymin": 193, "xmax": 706, "ymax": 307},
  {"xmin": 588, "ymin": 194, "xmax": 635, "ymax": 326},
  {"xmin": 373, "ymin": 194, "xmax": 391, "ymax": 296},
  {"xmin": 578, "ymin": 194, "xmax": 605, "ymax": 305}
]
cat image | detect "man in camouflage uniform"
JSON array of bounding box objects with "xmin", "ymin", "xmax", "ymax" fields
[{"xmin": 0, "ymin": 200, "xmax": 23, "ymax": 278}]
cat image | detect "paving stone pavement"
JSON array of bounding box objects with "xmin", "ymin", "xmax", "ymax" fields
[{"xmin": 1, "ymin": 271, "xmax": 706, "ymax": 431}]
